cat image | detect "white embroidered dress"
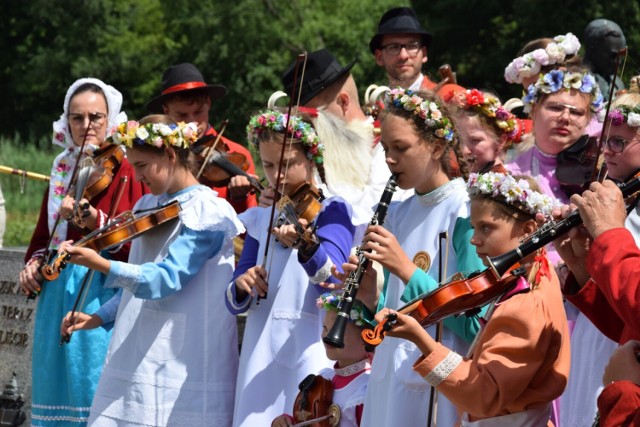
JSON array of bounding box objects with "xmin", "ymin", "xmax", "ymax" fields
[
  {"xmin": 362, "ymin": 178, "xmax": 483, "ymax": 427},
  {"xmin": 88, "ymin": 185, "xmax": 244, "ymax": 427}
]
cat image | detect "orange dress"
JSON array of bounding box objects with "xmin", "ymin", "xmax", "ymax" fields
[{"xmin": 413, "ymin": 269, "xmax": 570, "ymax": 425}]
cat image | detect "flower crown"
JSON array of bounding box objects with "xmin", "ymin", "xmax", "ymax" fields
[
  {"xmin": 467, "ymin": 172, "xmax": 562, "ymax": 218},
  {"xmin": 316, "ymin": 291, "xmax": 366, "ymax": 327},
  {"xmin": 607, "ymin": 104, "xmax": 640, "ymax": 128},
  {"xmin": 522, "ymin": 69, "xmax": 604, "ymax": 114},
  {"xmin": 504, "ymin": 33, "xmax": 581, "ymax": 84},
  {"xmin": 385, "ymin": 88, "xmax": 455, "ymax": 142},
  {"xmin": 247, "ymin": 110, "xmax": 324, "ymax": 166},
  {"xmin": 107, "ymin": 120, "xmax": 198, "ymax": 149},
  {"xmin": 453, "ymin": 89, "xmax": 521, "ymax": 142}
]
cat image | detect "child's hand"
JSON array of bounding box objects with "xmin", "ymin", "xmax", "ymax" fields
[
  {"xmin": 235, "ymin": 265, "xmax": 268, "ymax": 299},
  {"xmin": 271, "ymin": 414, "xmax": 294, "ymax": 427},
  {"xmin": 60, "ymin": 311, "xmax": 103, "ymax": 337},
  {"xmin": 58, "ymin": 240, "xmax": 110, "ymax": 273},
  {"xmin": 272, "ymin": 218, "xmax": 313, "ymax": 250},
  {"xmin": 374, "ymin": 308, "xmax": 436, "ymax": 355},
  {"xmin": 322, "ymin": 254, "xmax": 379, "ymax": 313},
  {"xmin": 361, "ymin": 225, "xmax": 416, "ymax": 282}
]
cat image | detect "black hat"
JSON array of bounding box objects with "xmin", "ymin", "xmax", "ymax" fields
[
  {"xmin": 146, "ymin": 63, "xmax": 228, "ymax": 113},
  {"xmin": 369, "ymin": 7, "xmax": 433, "ymax": 54},
  {"xmin": 281, "ymin": 49, "xmax": 357, "ymax": 106}
]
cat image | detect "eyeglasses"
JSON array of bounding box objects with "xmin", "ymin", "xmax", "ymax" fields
[
  {"xmin": 542, "ymin": 102, "xmax": 588, "ymax": 123},
  {"xmin": 603, "ymin": 135, "xmax": 640, "ymax": 154},
  {"xmin": 380, "ymin": 41, "xmax": 423, "ymax": 56},
  {"xmin": 67, "ymin": 112, "xmax": 107, "ymax": 127}
]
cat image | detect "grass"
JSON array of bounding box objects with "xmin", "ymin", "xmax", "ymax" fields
[{"xmin": 0, "ymin": 136, "xmax": 57, "ymax": 247}]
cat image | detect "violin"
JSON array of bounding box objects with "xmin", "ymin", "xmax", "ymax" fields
[
  {"xmin": 556, "ymin": 134, "xmax": 604, "ymax": 198},
  {"xmin": 290, "ymin": 374, "xmax": 340, "ymax": 427},
  {"xmin": 362, "ymin": 267, "xmax": 524, "ymax": 349},
  {"xmin": 275, "ymin": 182, "xmax": 324, "ymax": 247},
  {"xmin": 364, "ymin": 172, "xmax": 640, "ymax": 348},
  {"xmin": 191, "ymin": 133, "xmax": 264, "ymax": 191},
  {"xmin": 40, "ymin": 201, "xmax": 181, "ymax": 281},
  {"xmin": 84, "ymin": 144, "xmax": 125, "ymax": 200}
]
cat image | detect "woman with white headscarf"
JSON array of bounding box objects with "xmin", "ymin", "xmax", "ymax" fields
[{"xmin": 19, "ymin": 78, "xmax": 147, "ymax": 426}]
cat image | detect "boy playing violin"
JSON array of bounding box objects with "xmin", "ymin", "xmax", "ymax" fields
[{"xmin": 374, "ymin": 172, "xmax": 570, "ymax": 425}]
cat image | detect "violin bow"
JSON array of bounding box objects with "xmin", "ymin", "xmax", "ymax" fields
[
  {"xmin": 592, "ymin": 47, "xmax": 629, "ymax": 183},
  {"xmin": 31, "ymin": 121, "xmax": 93, "ymax": 300},
  {"xmin": 258, "ymin": 52, "xmax": 308, "ymax": 303},
  {"xmin": 426, "ymin": 231, "xmax": 449, "ymax": 427},
  {"xmin": 61, "ymin": 176, "xmax": 129, "ymax": 344},
  {"xmin": 196, "ymin": 119, "xmax": 229, "ymax": 179}
]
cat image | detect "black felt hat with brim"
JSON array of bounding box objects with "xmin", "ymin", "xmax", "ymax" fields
[
  {"xmin": 281, "ymin": 49, "xmax": 357, "ymax": 106},
  {"xmin": 146, "ymin": 63, "xmax": 227, "ymax": 113},
  {"xmin": 369, "ymin": 7, "xmax": 433, "ymax": 54}
]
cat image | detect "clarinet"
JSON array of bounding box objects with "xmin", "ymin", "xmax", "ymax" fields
[{"xmin": 323, "ymin": 175, "xmax": 398, "ymax": 348}]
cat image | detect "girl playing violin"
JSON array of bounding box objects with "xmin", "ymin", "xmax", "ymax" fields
[
  {"xmin": 338, "ymin": 88, "xmax": 486, "ymax": 427},
  {"xmin": 18, "ymin": 78, "xmax": 147, "ymax": 427},
  {"xmin": 225, "ymin": 109, "xmax": 363, "ymax": 427},
  {"xmin": 58, "ymin": 114, "xmax": 244, "ymax": 426},
  {"xmin": 272, "ymin": 291, "xmax": 372, "ymax": 427},
  {"xmin": 449, "ymin": 89, "xmax": 522, "ymax": 174},
  {"xmin": 374, "ymin": 172, "xmax": 570, "ymax": 426}
]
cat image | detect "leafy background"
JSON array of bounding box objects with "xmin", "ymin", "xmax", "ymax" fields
[{"xmin": 0, "ymin": 0, "xmax": 639, "ymax": 245}]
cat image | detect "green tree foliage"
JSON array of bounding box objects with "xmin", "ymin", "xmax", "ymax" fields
[{"xmin": 1, "ymin": 0, "xmax": 639, "ymax": 145}]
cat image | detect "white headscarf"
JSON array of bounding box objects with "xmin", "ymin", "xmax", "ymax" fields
[{"xmin": 46, "ymin": 78, "xmax": 127, "ymax": 249}]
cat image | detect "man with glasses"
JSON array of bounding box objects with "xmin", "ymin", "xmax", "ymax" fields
[{"xmin": 369, "ymin": 7, "xmax": 462, "ymax": 98}]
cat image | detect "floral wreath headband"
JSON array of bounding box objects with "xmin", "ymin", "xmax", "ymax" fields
[
  {"xmin": 247, "ymin": 109, "xmax": 324, "ymax": 166},
  {"xmin": 522, "ymin": 69, "xmax": 604, "ymax": 114},
  {"xmin": 607, "ymin": 104, "xmax": 640, "ymax": 128},
  {"xmin": 385, "ymin": 88, "xmax": 456, "ymax": 142},
  {"xmin": 504, "ymin": 32, "xmax": 581, "ymax": 84},
  {"xmin": 107, "ymin": 120, "xmax": 198, "ymax": 149},
  {"xmin": 316, "ymin": 291, "xmax": 366, "ymax": 327},
  {"xmin": 452, "ymin": 89, "xmax": 520, "ymax": 142},
  {"xmin": 467, "ymin": 172, "xmax": 562, "ymax": 219}
]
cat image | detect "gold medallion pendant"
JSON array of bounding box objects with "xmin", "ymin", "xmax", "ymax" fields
[{"xmin": 412, "ymin": 251, "xmax": 431, "ymax": 272}]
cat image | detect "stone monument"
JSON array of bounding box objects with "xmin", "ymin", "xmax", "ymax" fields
[{"xmin": 0, "ymin": 249, "xmax": 33, "ymax": 426}]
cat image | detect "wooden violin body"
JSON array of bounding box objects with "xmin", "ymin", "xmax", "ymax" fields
[
  {"xmin": 292, "ymin": 374, "xmax": 340, "ymax": 427},
  {"xmin": 84, "ymin": 145, "xmax": 125, "ymax": 200},
  {"xmin": 40, "ymin": 201, "xmax": 181, "ymax": 281},
  {"xmin": 191, "ymin": 133, "xmax": 262, "ymax": 190},
  {"xmin": 556, "ymin": 135, "xmax": 604, "ymax": 197},
  {"xmin": 276, "ymin": 182, "xmax": 324, "ymax": 247},
  {"xmin": 362, "ymin": 268, "xmax": 523, "ymax": 349}
]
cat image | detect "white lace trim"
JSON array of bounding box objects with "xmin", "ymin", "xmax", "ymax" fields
[
  {"xmin": 32, "ymin": 404, "xmax": 91, "ymax": 411},
  {"xmin": 107, "ymin": 261, "xmax": 141, "ymax": 294},
  {"xmin": 31, "ymin": 414, "xmax": 88, "ymax": 422},
  {"xmin": 423, "ymin": 351, "xmax": 462, "ymax": 386},
  {"xmin": 334, "ymin": 359, "xmax": 371, "ymax": 377},
  {"xmin": 159, "ymin": 185, "xmax": 244, "ymax": 237},
  {"xmin": 102, "ymin": 365, "xmax": 235, "ymax": 392},
  {"xmin": 416, "ymin": 178, "xmax": 465, "ymax": 206},
  {"xmin": 309, "ymin": 258, "xmax": 333, "ymax": 284}
]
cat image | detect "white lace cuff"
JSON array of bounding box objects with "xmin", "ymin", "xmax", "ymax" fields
[
  {"xmin": 309, "ymin": 258, "xmax": 333, "ymax": 284},
  {"xmin": 106, "ymin": 261, "xmax": 141, "ymax": 294},
  {"xmin": 423, "ymin": 351, "xmax": 462, "ymax": 386}
]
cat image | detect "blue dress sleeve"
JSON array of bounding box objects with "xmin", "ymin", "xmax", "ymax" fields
[
  {"xmin": 93, "ymin": 288, "xmax": 122, "ymax": 331},
  {"xmin": 104, "ymin": 226, "xmax": 224, "ymax": 299},
  {"xmin": 299, "ymin": 200, "xmax": 354, "ymax": 285}
]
